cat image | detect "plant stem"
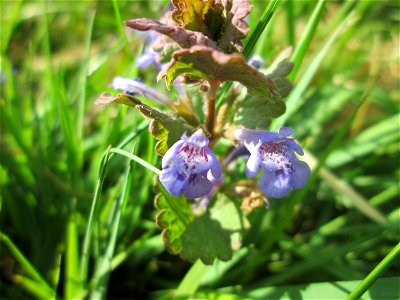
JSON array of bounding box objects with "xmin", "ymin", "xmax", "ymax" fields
[
  {"xmin": 347, "ymin": 242, "xmax": 400, "ymax": 300},
  {"xmin": 205, "ymin": 82, "xmax": 220, "ymax": 137}
]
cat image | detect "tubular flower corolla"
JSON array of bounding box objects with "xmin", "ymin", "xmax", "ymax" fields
[
  {"xmin": 160, "ymin": 130, "xmax": 222, "ymax": 199},
  {"xmin": 235, "ymin": 127, "xmax": 311, "ymax": 198}
]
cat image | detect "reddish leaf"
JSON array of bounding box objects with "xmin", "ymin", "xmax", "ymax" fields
[
  {"xmin": 126, "ymin": 18, "xmax": 217, "ymax": 50},
  {"xmin": 218, "ymin": 0, "xmax": 252, "ymax": 52},
  {"xmin": 159, "ymin": 46, "xmax": 280, "ymax": 102}
]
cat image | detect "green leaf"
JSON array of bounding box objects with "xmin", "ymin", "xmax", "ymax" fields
[
  {"xmin": 172, "ymin": 0, "xmax": 225, "ymax": 41},
  {"xmin": 159, "ymin": 46, "xmax": 280, "ymax": 102},
  {"xmin": 155, "ymin": 189, "xmax": 248, "ymax": 265},
  {"xmin": 96, "ymin": 93, "xmax": 193, "ymax": 156},
  {"xmin": 209, "ymin": 194, "xmax": 250, "ymax": 250},
  {"xmin": 140, "ymin": 105, "xmax": 193, "ymax": 156},
  {"xmin": 234, "ymin": 59, "xmax": 293, "ymax": 128},
  {"xmin": 180, "ymin": 194, "xmax": 248, "ymax": 265},
  {"xmin": 234, "ymin": 96, "xmax": 286, "ymax": 128},
  {"xmin": 155, "ymin": 185, "xmax": 194, "ymax": 255},
  {"xmin": 95, "ymin": 93, "xmax": 140, "ymax": 108},
  {"xmin": 180, "ymin": 214, "xmax": 232, "ymax": 265}
]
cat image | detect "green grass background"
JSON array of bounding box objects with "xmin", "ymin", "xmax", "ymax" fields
[{"xmin": 1, "ymin": 0, "xmax": 399, "ymax": 299}]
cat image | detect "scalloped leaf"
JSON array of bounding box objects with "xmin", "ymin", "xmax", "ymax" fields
[
  {"xmin": 218, "ymin": 0, "xmax": 252, "ymax": 52},
  {"xmin": 234, "ymin": 96, "xmax": 286, "ymax": 129},
  {"xmin": 126, "ymin": 18, "xmax": 217, "ymax": 50},
  {"xmin": 159, "ymin": 46, "xmax": 280, "ymax": 102},
  {"xmin": 267, "ymin": 60, "xmax": 294, "ymax": 98},
  {"xmin": 95, "ymin": 93, "xmax": 193, "ymax": 155},
  {"xmin": 155, "ymin": 185, "xmax": 194, "ymax": 254},
  {"xmin": 234, "ymin": 60, "xmax": 294, "ymax": 129},
  {"xmin": 180, "ymin": 194, "xmax": 249, "ymax": 264},
  {"xmin": 154, "ymin": 189, "xmax": 249, "ymax": 265},
  {"xmin": 136, "ymin": 103, "xmax": 193, "ymax": 155},
  {"xmin": 172, "ymin": 0, "xmax": 225, "ymax": 41},
  {"xmin": 180, "ymin": 214, "xmax": 232, "ymax": 264}
]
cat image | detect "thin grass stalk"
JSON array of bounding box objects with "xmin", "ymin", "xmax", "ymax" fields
[
  {"xmin": 80, "ymin": 146, "xmax": 112, "ymax": 282},
  {"xmin": 110, "ymin": 148, "xmax": 161, "ymax": 175},
  {"xmin": 13, "ymin": 275, "xmax": 56, "ymax": 300},
  {"xmin": 90, "ymin": 144, "xmax": 136, "ymax": 299},
  {"xmin": 77, "ymin": 12, "xmax": 95, "ymax": 147},
  {"xmin": 243, "ymin": 0, "xmax": 281, "ymax": 58},
  {"xmin": 284, "ymin": 0, "xmax": 295, "ymax": 47},
  {"xmin": 347, "ymin": 242, "xmax": 400, "ymax": 300},
  {"xmin": 288, "ymin": 0, "xmax": 327, "ymax": 81},
  {"xmin": 271, "ymin": 11, "xmax": 355, "ymax": 130},
  {"xmin": 0, "ymin": 232, "xmax": 55, "ymax": 293},
  {"xmin": 112, "ymin": 0, "xmax": 133, "ymax": 59}
]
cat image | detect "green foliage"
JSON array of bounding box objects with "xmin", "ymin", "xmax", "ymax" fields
[
  {"xmin": 155, "ymin": 189, "xmax": 247, "ymax": 265},
  {"xmin": 1, "ymin": 0, "xmax": 399, "ymax": 299},
  {"xmin": 234, "ymin": 59, "xmax": 293, "ymax": 128},
  {"xmin": 96, "ymin": 93, "xmax": 193, "ymax": 155},
  {"xmin": 234, "ymin": 95, "xmax": 286, "ymax": 128},
  {"xmin": 180, "ymin": 214, "xmax": 232, "ymax": 264},
  {"xmin": 161, "ymin": 46, "xmax": 283, "ymax": 108},
  {"xmin": 172, "ymin": 0, "xmax": 225, "ymax": 41},
  {"xmin": 155, "ymin": 185, "xmax": 194, "ymax": 254}
]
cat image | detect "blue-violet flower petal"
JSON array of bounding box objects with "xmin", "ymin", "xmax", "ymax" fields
[
  {"xmin": 160, "ymin": 130, "xmax": 222, "ymax": 199},
  {"xmin": 235, "ymin": 127, "xmax": 311, "ymax": 198}
]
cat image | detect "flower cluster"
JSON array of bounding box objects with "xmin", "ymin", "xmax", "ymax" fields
[
  {"xmin": 103, "ymin": 0, "xmax": 311, "ymax": 206},
  {"xmin": 160, "ymin": 130, "xmax": 222, "ymax": 199},
  {"xmin": 160, "ymin": 128, "xmax": 310, "ymax": 200}
]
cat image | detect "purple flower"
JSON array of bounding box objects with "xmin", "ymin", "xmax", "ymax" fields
[
  {"xmin": 160, "ymin": 130, "xmax": 222, "ymax": 199},
  {"xmin": 235, "ymin": 127, "xmax": 311, "ymax": 198},
  {"xmin": 135, "ymin": 32, "xmax": 163, "ymax": 70}
]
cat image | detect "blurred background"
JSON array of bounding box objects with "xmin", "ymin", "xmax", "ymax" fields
[{"xmin": 1, "ymin": 0, "xmax": 399, "ymax": 299}]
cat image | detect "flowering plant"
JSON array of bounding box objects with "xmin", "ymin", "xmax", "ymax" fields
[{"xmin": 97, "ymin": 0, "xmax": 310, "ymax": 264}]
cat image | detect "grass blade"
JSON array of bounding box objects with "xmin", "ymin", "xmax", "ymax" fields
[
  {"xmin": 243, "ymin": 277, "xmax": 399, "ymax": 300},
  {"xmin": 90, "ymin": 143, "xmax": 139, "ymax": 299},
  {"xmin": 80, "ymin": 146, "xmax": 112, "ymax": 282},
  {"xmin": 347, "ymin": 242, "xmax": 400, "ymax": 300},
  {"xmin": 304, "ymin": 152, "xmax": 388, "ymax": 225},
  {"xmin": 65, "ymin": 215, "xmax": 83, "ymax": 300},
  {"xmin": 326, "ymin": 114, "xmax": 400, "ymax": 168},
  {"xmin": 271, "ymin": 11, "xmax": 355, "ymax": 130},
  {"xmin": 0, "ymin": 232, "xmax": 56, "ymax": 297},
  {"xmin": 0, "ymin": 0, "xmax": 23, "ymax": 54},
  {"xmin": 110, "ymin": 148, "xmax": 160, "ymax": 174},
  {"xmin": 284, "ymin": 0, "xmax": 295, "ymax": 46},
  {"xmin": 288, "ymin": 0, "xmax": 327, "ymax": 81},
  {"xmin": 13, "ymin": 275, "xmax": 56, "ymax": 300},
  {"xmin": 174, "ymin": 260, "xmax": 212, "ymax": 299},
  {"xmin": 77, "ymin": 11, "xmax": 95, "ymax": 145},
  {"xmin": 243, "ymin": 0, "xmax": 281, "ymax": 58}
]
